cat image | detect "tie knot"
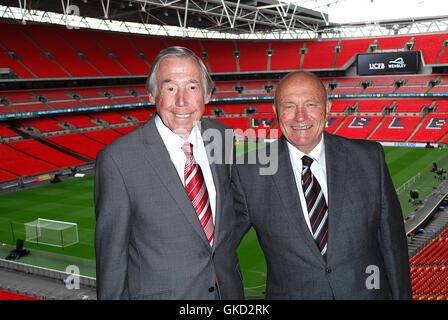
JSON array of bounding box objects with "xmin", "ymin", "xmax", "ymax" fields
[
  {"xmin": 182, "ymin": 142, "xmax": 193, "ymax": 157},
  {"xmin": 302, "ymin": 155, "xmax": 314, "ymax": 168}
]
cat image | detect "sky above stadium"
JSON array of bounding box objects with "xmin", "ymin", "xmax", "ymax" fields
[{"xmin": 282, "ymin": 0, "xmax": 448, "ymax": 24}]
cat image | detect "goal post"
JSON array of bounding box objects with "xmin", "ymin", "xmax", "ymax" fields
[{"xmin": 24, "ymin": 218, "xmax": 79, "ymax": 248}]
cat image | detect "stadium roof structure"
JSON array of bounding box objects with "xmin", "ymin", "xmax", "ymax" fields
[{"xmin": 1, "ymin": 0, "xmax": 448, "ymax": 40}]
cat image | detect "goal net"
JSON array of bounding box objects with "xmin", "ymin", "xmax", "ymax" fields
[{"xmin": 24, "ymin": 218, "xmax": 79, "ymax": 248}]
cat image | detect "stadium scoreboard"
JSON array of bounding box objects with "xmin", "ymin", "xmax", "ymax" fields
[{"xmin": 357, "ymin": 51, "xmax": 420, "ymax": 75}]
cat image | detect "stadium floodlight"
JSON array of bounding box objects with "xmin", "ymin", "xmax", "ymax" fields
[{"xmin": 24, "ymin": 218, "xmax": 79, "ymax": 248}]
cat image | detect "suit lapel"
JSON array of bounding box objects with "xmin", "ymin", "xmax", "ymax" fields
[
  {"xmin": 139, "ymin": 117, "xmax": 211, "ymax": 248},
  {"xmin": 323, "ymin": 131, "xmax": 347, "ymax": 262},
  {"xmin": 200, "ymin": 119, "xmax": 230, "ymax": 250},
  {"xmin": 207, "ymin": 158, "xmax": 223, "ymax": 250},
  {"xmin": 271, "ymin": 136, "xmax": 326, "ymax": 264}
]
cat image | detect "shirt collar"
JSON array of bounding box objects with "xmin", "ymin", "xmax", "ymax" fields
[
  {"xmin": 286, "ymin": 134, "xmax": 326, "ymax": 167},
  {"xmin": 155, "ymin": 114, "xmax": 202, "ymax": 148}
]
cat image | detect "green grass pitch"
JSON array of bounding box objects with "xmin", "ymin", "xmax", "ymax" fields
[{"xmin": 0, "ymin": 146, "xmax": 447, "ymax": 298}]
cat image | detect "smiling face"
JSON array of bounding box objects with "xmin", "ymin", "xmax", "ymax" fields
[
  {"xmin": 274, "ymin": 72, "xmax": 331, "ymax": 154},
  {"xmin": 149, "ymin": 56, "xmax": 210, "ymax": 140}
]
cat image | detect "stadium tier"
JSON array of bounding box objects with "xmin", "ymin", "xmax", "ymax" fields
[
  {"xmin": 2, "ymin": 0, "xmax": 448, "ymax": 302},
  {"xmin": 0, "ymin": 290, "xmax": 40, "ymax": 300},
  {"xmin": 202, "ymin": 40, "xmax": 237, "ymax": 73},
  {"xmin": 1, "ymin": 23, "xmax": 448, "ymax": 78},
  {"xmin": 269, "ymin": 41, "xmax": 303, "ymax": 71},
  {"xmin": 0, "ymin": 143, "xmax": 59, "ymax": 177},
  {"xmin": 237, "ymin": 41, "xmax": 270, "ymax": 72},
  {"xmin": 325, "ymin": 116, "xmax": 346, "ymax": 134},
  {"xmin": 1, "ymin": 75, "xmax": 446, "ymax": 115},
  {"xmin": 45, "ymin": 133, "xmax": 107, "ymax": 160},
  {"xmin": 0, "ymin": 22, "xmax": 447, "ymax": 185},
  {"xmin": 332, "ymin": 116, "xmax": 384, "ymax": 139},
  {"xmin": 7, "ymin": 139, "xmax": 86, "ymax": 168},
  {"xmin": 410, "ymin": 227, "xmax": 448, "ymax": 300},
  {"xmin": 2, "ymin": 97, "xmax": 446, "ymax": 183},
  {"xmin": 369, "ymin": 116, "xmax": 423, "ymax": 141},
  {"xmin": 81, "ymin": 128, "xmax": 123, "ymax": 145},
  {"xmin": 301, "ymin": 40, "xmax": 339, "ymax": 70},
  {"xmin": 409, "ymin": 115, "xmax": 448, "ymax": 142}
]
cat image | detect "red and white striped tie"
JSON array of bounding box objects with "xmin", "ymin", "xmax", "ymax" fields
[{"xmin": 182, "ymin": 142, "xmax": 214, "ymax": 247}]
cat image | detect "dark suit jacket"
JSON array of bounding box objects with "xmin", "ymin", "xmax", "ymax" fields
[
  {"xmin": 94, "ymin": 116, "xmax": 244, "ymax": 300},
  {"xmin": 232, "ymin": 132, "xmax": 412, "ymax": 299}
]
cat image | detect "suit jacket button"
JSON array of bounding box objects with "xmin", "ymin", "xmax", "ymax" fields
[
  {"xmin": 208, "ymin": 286, "xmax": 215, "ymax": 293},
  {"xmin": 326, "ymin": 267, "xmax": 332, "ymax": 274}
]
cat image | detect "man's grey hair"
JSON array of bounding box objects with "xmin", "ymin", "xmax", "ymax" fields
[{"xmin": 146, "ymin": 46, "xmax": 214, "ymax": 99}]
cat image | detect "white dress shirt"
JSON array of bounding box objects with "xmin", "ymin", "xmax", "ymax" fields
[
  {"xmin": 155, "ymin": 115, "xmax": 216, "ymax": 223},
  {"xmin": 286, "ymin": 135, "xmax": 328, "ymax": 234}
]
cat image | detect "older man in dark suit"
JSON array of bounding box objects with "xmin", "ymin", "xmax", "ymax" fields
[
  {"xmin": 232, "ymin": 71, "xmax": 412, "ymax": 299},
  {"xmin": 94, "ymin": 47, "xmax": 244, "ymax": 300}
]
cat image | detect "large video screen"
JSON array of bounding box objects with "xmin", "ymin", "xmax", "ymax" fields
[{"xmin": 357, "ymin": 51, "xmax": 420, "ymax": 75}]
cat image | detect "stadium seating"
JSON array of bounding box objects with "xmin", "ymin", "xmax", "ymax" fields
[
  {"xmin": 8, "ymin": 139, "xmax": 86, "ymax": 168},
  {"xmin": 1, "ymin": 24, "xmax": 448, "ymax": 187},
  {"xmin": 376, "ymin": 35, "xmax": 413, "ymax": 51},
  {"xmin": 0, "ymin": 289, "xmax": 40, "ymax": 300},
  {"xmin": 251, "ymin": 114, "xmax": 277, "ymax": 138},
  {"xmin": 369, "ymin": 116, "xmax": 422, "ymax": 141},
  {"xmin": 0, "ymin": 143, "xmax": 59, "ymax": 176},
  {"xmin": 270, "ymin": 41, "xmax": 303, "ymax": 71},
  {"xmin": 118, "ymin": 109, "xmax": 152, "ymax": 122},
  {"xmin": 255, "ymin": 103, "xmax": 275, "ymax": 114},
  {"xmin": 356, "ymin": 100, "xmax": 389, "ymax": 112},
  {"xmin": 301, "ymin": 40, "xmax": 338, "ymax": 70},
  {"xmin": 113, "ymin": 125, "xmax": 139, "ymax": 135},
  {"xmin": 1, "ymin": 23, "xmax": 448, "ymax": 79},
  {"xmin": 333, "ymin": 115, "xmax": 383, "ymax": 139},
  {"xmin": 325, "ymin": 116, "xmax": 346, "ymax": 134},
  {"xmin": 409, "ymin": 114, "xmax": 448, "ymax": 142},
  {"xmin": 19, "ymin": 24, "xmax": 100, "ymax": 77},
  {"xmin": 0, "ymin": 106, "xmax": 15, "ymax": 115},
  {"xmin": 2, "ymin": 20, "xmax": 448, "ymax": 302},
  {"xmin": 202, "ymin": 40, "xmax": 237, "ymax": 73},
  {"xmin": 394, "ymin": 99, "xmax": 433, "ymax": 113},
  {"xmin": 410, "ymin": 227, "xmax": 448, "ymax": 300},
  {"xmin": 0, "ymin": 123, "xmax": 20, "ymax": 137},
  {"xmin": 214, "ymin": 117, "xmax": 250, "ymax": 136},
  {"xmin": 413, "ymin": 34, "xmax": 447, "ymax": 65},
  {"xmin": 46, "ymin": 133, "xmax": 106, "ymax": 160},
  {"xmin": 335, "ymin": 38, "xmax": 372, "ymax": 68},
  {"xmin": 0, "ymin": 24, "xmax": 69, "ymax": 78},
  {"xmin": 81, "ymin": 128, "xmax": 123, "ymax": 145},
  {"xmin": 219, "ymin": 104, "xmax": 248, "ymax": 115},
  {"xmin": 56, "ymin": 27, "xmax": 130, "ymax": 77},
  {"xmin": 0, "ymin": 169, "xmax": 18, "ymax": 182},
  {"xmin": 89, "ymin": 111, "xmax": 129, "ymax": 124},
  {"xmin": 53, "ymin": 114, "xmax": 97, "ymax": 128},
  {"xmin": 238, "ymin": 41, "xmax": 269, "ymax": 72},
  {"xmin": 91, "ymin": 31, "xmax": 146, "ymax": 76}
]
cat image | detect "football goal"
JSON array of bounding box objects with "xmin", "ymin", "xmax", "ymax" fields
[{"xmin": 24, "ymin": 218, "xmax": 79, "ymax": 248}]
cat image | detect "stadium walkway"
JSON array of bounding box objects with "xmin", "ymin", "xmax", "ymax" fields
[{"xmin": 0, "ymin": 244, "xmax": 96, "ymax": 300}]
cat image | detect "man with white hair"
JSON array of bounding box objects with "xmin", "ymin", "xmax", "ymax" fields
[{"xmin": 94, "ymin": 47, "xmax": 244, "ymax": 300}]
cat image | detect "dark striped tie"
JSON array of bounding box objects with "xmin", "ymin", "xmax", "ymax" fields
[
  {"xmin": 182, "ymin": 142, "xmax": 214, "ymax": 247},
  {"xmin": 301, "ymin": 155, "xmax": 328, "ymax": 258}
]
